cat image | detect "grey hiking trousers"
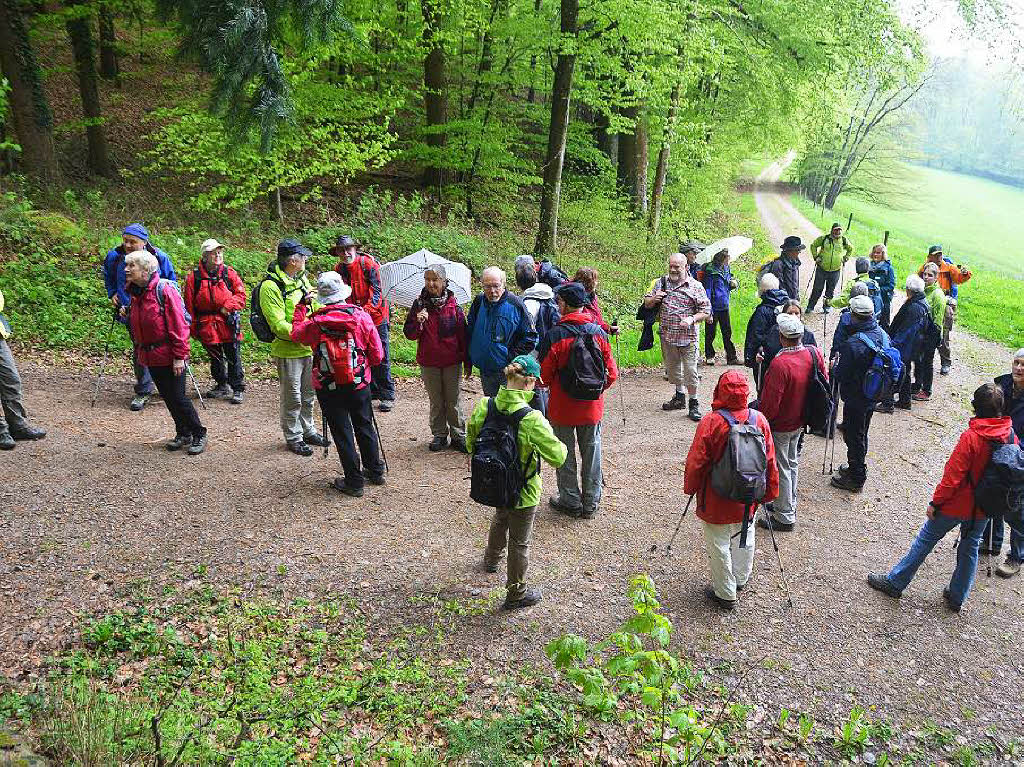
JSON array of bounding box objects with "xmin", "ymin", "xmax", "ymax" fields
[{"xmin": 0, "ymin": 339, "xmax": 30, "ymax": 437}]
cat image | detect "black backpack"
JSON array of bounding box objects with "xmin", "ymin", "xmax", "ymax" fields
[
  {"xmin": 470, "ymin": 400, "xmax": 539, "ymax": 508},
  {"xmin": 801, "ymin": 348, "xmax": 833, "ymax": 433},
  {"xmin": 559, "ymin": 324, "xmax": 607, "ymax": 400},
  {"xmin": 529, "ymin": 296, "xmax": 561, "ymax": 341},
  {"xmin": 973, "ymin": 436, "xmax": 1024, "ymax": 524},
  {"xmin": 250, "ymin": 271, "xmax": 287, "ymax": 343}
]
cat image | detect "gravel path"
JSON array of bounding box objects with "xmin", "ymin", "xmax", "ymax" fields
[{"xmin": 2, "ymin": 177, "xmax": 1022, "ymax": 750}]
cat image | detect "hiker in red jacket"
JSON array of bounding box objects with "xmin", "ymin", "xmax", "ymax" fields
[
  {"xmin": 403, "ymin": 264, "xmax": 469, "ymax": 453},
  {"xmin": 684, "ymin": 369, "xmax": 779, "ymax": 609},
  {"xmin": 868, "ymin": 383, "xmax": 1021, "ymax": 611},
  {"xmin": 291, "ymin": 272, "xmax": 385, "ymax": 497},
  {"xmin": 184, "ymin": 239, "xmax": 247, "ymax": 404},
  {"xmin": 332, "ymin": 235, "xmax": 394, "ymax": 411},
  {"xmin": 757, "ymin": 313, "xmax": 826, "ymax": 532},
  {"xmin": 125, "ymin": 250, "xmax": 207, "ymax": 455},
  {"xmin": 539, "ymin": 282, "xmax": 618, "ymax": 520}
]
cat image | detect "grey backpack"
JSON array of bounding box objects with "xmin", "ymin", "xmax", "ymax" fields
[{"xmin": 709, "ymin": 409, "xmax": 768, "ymax": 504}]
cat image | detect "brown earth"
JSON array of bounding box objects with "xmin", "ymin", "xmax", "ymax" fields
[{"xmin": 2, "ymin": 161, "xmax": 1023, "ymax": 757}]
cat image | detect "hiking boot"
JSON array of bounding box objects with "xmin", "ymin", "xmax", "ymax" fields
[
  {"xmin": 11, "ymin": 426, "xmax": 46, "ymax": 440},
  {"xmin": 704, "ymin": 356, "xmax": 716, "ymax": 366},
  {"xmin": 482, "ymin": 557, "xmax": 499, "ymax": 574},
  {"xmin": 287, "ymin": 440, "xmax": 314, "ymax": 457},
  {"xmin": 996, "ymin": 558, "xmax": 1022, "ymax": 578},
  {"xmin": 912, "ymin": 391, "xmax": 931, "ymax": 402},
  {"xmin": 831, "ymin": 473, "xmax": 863, "ymax": 492},
  {"xmin": 503, "ymin": 587, "xmax": 542, "ymax": 610},
  {"xmin": 940, "ymin": 364, "xmax": 950, "ymax": 376},
  {"xmin": 130, "ymin": 393, "xmax": 152, "ymax": 411},
  {"xmin": 332, "ymin": 478, "xmax": 363, "ymax": 497},
  {"xmin": 166, "ymin": 434, "xmax": 190, "ymax": 452},
  {"xmin": 187, "ymin": 434, "xmax": 208, "ymax": 456},
  {"xmin": 428, "ymin": 435, "xmax": 449, "ymax": 452},
  {"xmin": 576, "ymin": 507, "xmax": 597, "ymax": 520},
  {"xmin": 894, "ymin": 400, "xmax": 912, "ymax": 410},
  {"xmin": 867, "ymin": 573, "xmax": 902, "ymax": 599},
  {"xmin": 687, "ymin": 398, "xmax": 702, "ymax": 422},
  {"xmin": 549, "ymin": 495, "xmax": 583, "ymax": 516},
  {"xmin": 229, "ymin": 390, "xmax": 244, "ymax": 405},
  {"xmin": 758, "ymin": 515, "xmax": 794, "ymax": 532},
  {"xmin": 206, "ymin": 384, "xmax": 231, "ymax": 399},
  {"xmin": 704, "ymin": 585, "xmax": 736, "ymax": 610},
  {"xmin": 726, "ymin": 356, "xmax": 740, "ymax": 366},
  {"xmin": 378, "ymin": 399, "xmax": 394, "ymax": 412},
  {"xmin": 874, "ymin": 402, "xmax": 894, "ymax": 414},
  {"xmin": 367, "ymin": 474, "xmax": 386, "ymax": 486},
  {"xmin": 450, "ymin": 436, "xmax": 468, "ymax": 454},
  {"xmin": 304, "ymin": 432, "xmax": 329, "ymax": 448},
  {"xmin": 942, "ymin": 587, "xmax": 962, "ymax": 613},
  {"xmin": 823, "ymin": 306, "xmax": 833, "ymax": 315},
  {"xmin": 0, "ymin": 433, "xmax": 15, "ymax": 450},
  {"xmin": 662, "ymin": 392, "xmax": 687, "ymax": 411}
]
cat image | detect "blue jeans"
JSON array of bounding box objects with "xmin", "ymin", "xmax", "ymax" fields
[
  {"xmin": 984, "ymin": 516, "xmax": 1024, "ymax": 562},
  {"xmin": 480, "ymin": 369, "xmax": 504, "ymax": 397},
  {"xmin": 124, "ymin": 322, "xmax": 154, "ymax": 395},
  {"xmin": 370, "ymin": 321, "xmax": 395, "ymax": 402},
  {"xmin": 887, "ymin": 513, "xmax": 988, "ymax": 605},
  {"xmin": 552, "ymin": 423, "xmax": 603, "ymax": 513}
]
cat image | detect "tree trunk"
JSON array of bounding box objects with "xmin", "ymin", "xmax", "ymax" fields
[
  {"xmin": 594, "ymin": 109, "xmax": 616, "ymax": 164},
  {"xmin": 267, "ymin": 188, "xmax": 283, "ymax": 222},
  {"xmin": 649, "ymin": 82, "xmax": 680, "ymax": 234},
  {"xmin": 633, "ymin": 110, "xmax": 648, "ymax": 217},
  {"xmin": 533, "ymin": 0, "xmax": 577, "ymax": 256},
  {"xmin": 525, "ymin": 0, "xmax": 542, "ymax": 103},
  {"xmin": 0, "ymin": 0, "xmax": 62, "ymax": 183},
  {"xmin": 67, "ymin": 1, "xmax": 115, "ymax": 178},
  {"xmin": 97, "ymin": 3, "xmax": 119, "ymax": 83},
  {"xmin": 616, "ymin": 105, "xmax": 638, "ymax": 200},
  {"xmin": 421, "ymin": 0, "xmax": 448, "ymax": 190}
]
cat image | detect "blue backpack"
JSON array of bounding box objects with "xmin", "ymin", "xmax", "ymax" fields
[{"xmin": 856, "ymin": 332, "xmax": 902, "ymax": 401}]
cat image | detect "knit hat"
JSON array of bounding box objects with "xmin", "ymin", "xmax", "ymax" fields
[
  {"xmin": 510, "ymin": 354, "xmax": 541, "ymax": 378},
  {"xmin": 850, "ymin": 295, "xmax": 874, "ymax": 317},
  {"xmin": 554, "ymin": 281, "xmax": 587, "ymax": 308},
  {"xmin": 776, "ymin": 313, "xmax": 804, "ymax": 339},
  {"xmin": 317, "ymin": 271, "xmax": 352, "ymax": 304},
  {"xmin": 855, "ymin": 256, "xmax": 870, "ymax": 274}
]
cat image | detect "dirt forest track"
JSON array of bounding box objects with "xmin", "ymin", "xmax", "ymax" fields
[{"xmin": 3, "ymin": 165, "xmax": 1024, "ymax": 751}]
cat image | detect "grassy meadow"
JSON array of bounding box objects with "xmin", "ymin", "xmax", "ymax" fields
[{"xmin": 793, "ymin": 164, "xmax": 1024, "ymax": 350}]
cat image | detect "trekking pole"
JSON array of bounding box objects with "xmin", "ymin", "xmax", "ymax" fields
[
  {"xmin": 803, "ymin": 270, "xmax": 814, "ymax": 307},
  {"xmin": 613, "ymin": 318, "xmax": 627, "ymax": 427},
  {"xmin": 321, "ymin": 407, "xmax": 331, "ymax": 458},
  {"xmin": 183, "ymin": 361, "xmax": 207, "ymax": 410},
  {"xmin": 90, "ymin": 313, "xmax": 117, "ymax": 408},
  {"xmin": 665, "ymin": 494, "xmax": 694, "ymax": 553},
  {"xmin": 761, "ymin": 511, "xmax": 795, "ymax": 608},
  {"xmin": 370, "ymin": 406, "xmax": 389, "ymax": 474}
]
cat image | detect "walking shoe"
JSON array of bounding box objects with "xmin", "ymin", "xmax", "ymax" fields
[
  {"xmin": 804, "ymin": 306, "xmax": 813, "ymax": 315},
  {"xmin": 0, "ymin": 433, "xmax": 15, "ymax": 450},
  {"xmin": 11, "ymin": 426, "xmax": 46, "ymax": 440},
  {"xmin": 942, "ymin": 587, "xmax": 962, "ymax": 613},
  {"xmin": 912, "ymin": 391, "xmax": 930, "ymax": 402},
  {"xmin": 187, "ymin": 434, "xmax": 208, "ymax": 455},
  {"xmin": 503, "ymin": 587, "xmax": 542, "ymax": 610},
  {"xmin": 378, "ymin": 400, "xmax": 394, "ymax": 412},
  {"xmin": 704, "ymin": 356, "xmax": 716, "ymax": 366},
  {"xmin": 206, "ymin": 384, "xmax": 231, "ymax": 399},
  {"xmin": 130, "ymin": 393, "xmax": 152, "ymax": 411},
  {"xmin": 576, "ymin": 508, "xmax": 597, "ymax": 520},
  {"xmin": 757, "ymin": 515, "xmax": 794, "ymax": 532},
  {"xmin": 874, "ymin": 402, "xmax": 894, "ymax": 414},
  {"xmin": 304, "ymin": 432, "xmax": 329, "ymax": 447},
  {"xmin": 687, "ymin": 398, "xmax": 702, "ymax": 422},
  {"xmin": 831, "ymin": 473, "xmax": 863, "ymax": 492},
  {"xmin": 166, "ymin": 434, "xmax": 190, "ymax": 451},
  {"xmin": 823, "ymin": 306, "xmax": 832, "ymax": 315},
  {"xmin": 428, "ymin": 435, "xmax": 449, "ymax": 452},
  {"xmin": 704, "ymin": 585, "xmax": 736, "ymax": 610},
  {"xmin": 450, "ymin": 437, "xmax": 468, "ymax": 454},
  {"xmin": 549, "ymin": 495, "xmax": 583, "ymax": 516},
  {"xmin": 996, "ymin": 558, "xmax": 1022, "ymax": 578},
  {"xmin": 229, "ymin": 391, "xmax": 244, "ymax": 405},
  {"xmin": 836, "ymin": 421, "xmax": 846, "ymax": 434},
  {"xmin": 482, "ymin": 557, "xmax": 499, "ymax": 574},
  {"xmin": 940, "ymin": 364, "xmax": 950, "ymax": 376},
  {"xmin": 287, "ymin": 440, "xmax": 314, "ymax": 457},
  {"xmin": 894, "ymin": 401, "xmax": 912, "ymax": 410},
  {"xmin": 332, "ymin": 478, "xmax": 364, "ymax": 497},
  {"xmin": 867, "ymin": 573, "xmax": 902, "ymax": 599},
  {"xmin": 662, "ymin": 392, "xmax": 687, "ymax": 411},
  {"xmin": 367, "ymin": 475, "xmax": 386, "ymax": 486},
  {"xmin": 726, "ymin": 356, "xmax": 740, "ymax": 366}
]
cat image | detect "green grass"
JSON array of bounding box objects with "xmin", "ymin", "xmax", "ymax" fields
[{"xmin": 792, "ymin": 165, "xmax": 1024, "ymax": 349}]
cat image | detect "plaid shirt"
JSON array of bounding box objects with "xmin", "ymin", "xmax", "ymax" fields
[{"xmin": 648, "ymin": 276, "xmax": 711, "ymax": 347}]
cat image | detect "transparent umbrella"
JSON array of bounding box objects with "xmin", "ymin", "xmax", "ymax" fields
[{"xmin": 379, "ymin": 249, "xmax": 474, "ymax": 307}]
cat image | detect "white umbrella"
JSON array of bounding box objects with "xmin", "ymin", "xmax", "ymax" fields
[
  {"xmin": 379, "ymin": 249, "xmax": 474, "ymax": 307},
  {"xmin": 697, "ymin": 236, "xmax": 754, "ymax": 264}
]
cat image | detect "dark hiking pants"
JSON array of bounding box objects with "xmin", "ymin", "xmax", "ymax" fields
[
  {"xmin": 149, "ymin": 365, "xmax": 205, "ymax": 440},
  {"xmin": 705, "ymin": 310, "xmax": 736, "ymax": 360},
  {"xmin": 806, "ymin": 266, "xmax": 841, "ymax": 312},
  {"xmin": 317, "ymin": 383, "xmax": 384, "ymax": 489}
]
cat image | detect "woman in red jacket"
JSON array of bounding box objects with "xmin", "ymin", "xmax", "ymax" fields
[
  {"xmin": 403, "ymin": 264, "xmax": 469, "ymax": 452},
  {"xmin": 684, "ymin": 369, "xmax": 779, "ymax": 609},
  {"xmin": 125, "ymin": 250, "xmax": 207, "ymax": 455},
  {"xmin": 183, "ymin": 239, "xmax": 247, "ymax": 404},
  {"xmin": 868, "ymin": 383, "xmax": 1013, "ymax": 611},
  {"xmin": 572, "ymin": 267, "xmax": 615, "ymax": 335}
]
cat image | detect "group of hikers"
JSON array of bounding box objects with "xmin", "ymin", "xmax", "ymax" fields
[{"xmin": 0, "ymin": 221, "xmax": 1021, "ymax": 615}]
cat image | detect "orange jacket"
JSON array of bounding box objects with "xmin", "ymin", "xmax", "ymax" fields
[{"xmin": 918, "ymin": 259, "xmax": 970, "ymax": 295}]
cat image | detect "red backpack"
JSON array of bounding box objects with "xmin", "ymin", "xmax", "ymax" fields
[{"xmin": 312, "ymin": 307, "xmax": 367, "ymax": 388}]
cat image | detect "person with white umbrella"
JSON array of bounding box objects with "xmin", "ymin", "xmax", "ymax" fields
[
  {"xmin": 696, "ymin": 247, "xmax": 739, "ymax": 365},
  {"xmin": 403, "ymin": 264, "xmax": 470, "ymax": 452}
]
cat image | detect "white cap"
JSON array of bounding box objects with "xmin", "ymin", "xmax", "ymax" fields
[
  {"xmin": 776, "ymin": 313, "xmax": 804, "ymax": 339},
  {"xmin": 200, "ymin": 238, "xmax": 224, "ymax": 254},
  {"xmin": 850, "ymin": 295, "xmax": 875, "ymax": 317}
]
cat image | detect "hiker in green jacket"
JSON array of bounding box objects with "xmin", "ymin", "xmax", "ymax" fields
[
  {"xmin": 468, "ymin": 354, "xmax": 568, "ymax": 610},
  {"xmin": 260, "ymin": 239, "xmax": 328, "ymax": 456},
  {"xmin": 806, "ymin": 223, "xmax": 853, "ymax": 314}
]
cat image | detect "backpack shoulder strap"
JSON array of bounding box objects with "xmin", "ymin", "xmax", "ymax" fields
[
  {"xmin": 716, "ymin": 409, "xmax": 737, "ymax": 427},
  {"xmin": 660, "ymin": 276, "xmax": 668, "ymax": 292},
  {"xmin": 855, "ymin": 332, "xmax": 880, "ymax": 354}
]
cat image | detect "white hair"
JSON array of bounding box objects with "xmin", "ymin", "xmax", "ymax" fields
[
  {"xmin": 1014, "ymin": 348, "xmax": 1024, "ymax": 360},
  {"xmin": 125, "ymin": 250, "xmax": 158, "ymax": 277},
  {"xmin": 758, "ymin": 273, "xmax": 779, "ymax": 294},
  {"xmin": 905, "ymin": 275, "xmax": 925, "ymax": 293},
  {"xmin": 482, "ymin": 266, "xmax": 506, "ymax": 283}
]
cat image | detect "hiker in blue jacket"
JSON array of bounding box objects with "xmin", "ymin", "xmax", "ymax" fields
[
  {"xmin": 697, "ymin": 247, "xmax": 739, "ymax": 365},
  {"xmin": 831, "ymin": 295, "xmax": 891, "ymax": 492},
  {"xmin": 102, "ymin": 223, "xmax": 177, "ymax": 411},
  {"xmin": 877, "ymin": 275, "xmax": 931, "ymax": 413},
  {"xmin": 467, "ymin": 266, "xmax": 538, "ymax": 397},
  {"xmin": 743, "ymin": 273, "xmax": 789, "ymax": 392},
  {"xmin": 868, "ymin": 244, "xmax": 896, "ymax": 329}
]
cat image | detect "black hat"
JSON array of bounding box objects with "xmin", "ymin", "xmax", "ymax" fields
[
  {"xmin": 679, "ymin": 239, "xmax": 706, "ymax": 254},
  {"xmin": 780, "ymin": 235, "xmax": 805, "ymax": 252},
  {"xmin": 830, "ymin": 222, "xmax": 842, "ymax": 231},
  {"xmin": 554, "ymin": 281, "xmax": 588, "ymax": 308},
  {"xmin": 277, "ymin": 238, "xmax": 312, "ymax": 259},
  {"xmin": 855, "ymin": 256, "xmax": 870, "ymax": 274}
]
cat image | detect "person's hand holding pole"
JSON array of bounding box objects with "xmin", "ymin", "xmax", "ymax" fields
[{"xmin": 173, "ymin": 359, "xmax": 185, "ymax": 376}]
